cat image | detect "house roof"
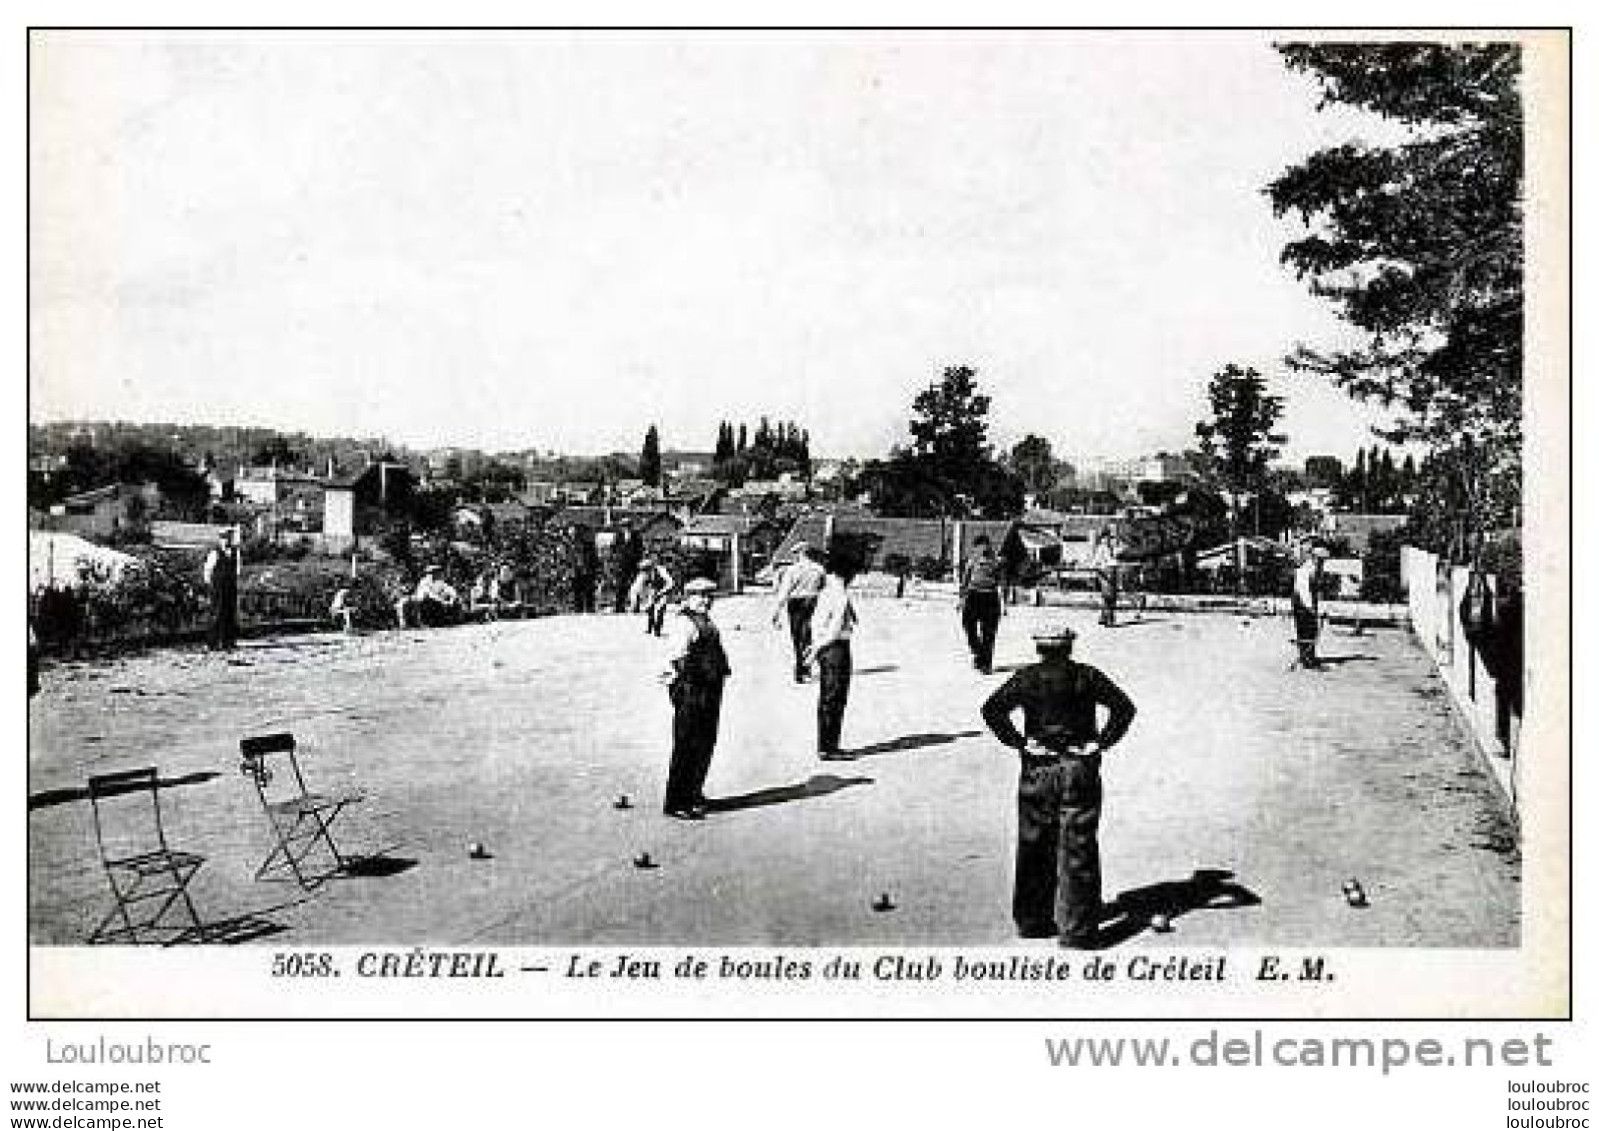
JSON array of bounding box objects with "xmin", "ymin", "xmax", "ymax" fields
[
  {"xmin": 61, "ymin": 484, "xmax": 122, "ymax": 507},
  {"xmin": 680, "ymin": 514, "xmax": 777, "ymax": 537},
  {"xmin": 771, "ymin": 514, "xmax": 1003, "ymax": 569},
  {"xmin": 553, "ymin": 506, "xmax": 682, "ymax": 532}
]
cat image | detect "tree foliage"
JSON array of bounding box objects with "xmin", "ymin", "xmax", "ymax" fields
[
  {"xmin": 859, "ymin": 366, "xmax": 1024, "ymax": 519},
  {"xmin": 1008, "ymin": 434, "xmax": 1058, "ymax": 496},
  {"xmin": 1194, "ymin": 365, "xmax": 1286, "ymax": 498},
  {"xmin": 639, "ymin": 425, "xmax": 662, "ymax": 488},
  {"xmin": 1266, "ymin": 43, "xmax": 1522, "ymax": 547}
]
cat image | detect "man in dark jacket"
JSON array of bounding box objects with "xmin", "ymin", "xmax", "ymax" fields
[
  {"xmin": 981, "ymin": 626, "xmax": 1137, "ymax": 947},
  {"xmin": 659, "ymin": 578, "xmax": 732, "ymax": 820}
]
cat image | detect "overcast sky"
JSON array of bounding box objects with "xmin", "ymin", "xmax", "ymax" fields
[{"xmin": 31, "ymin": 31, "xmax": 1397, "ymax": 462}]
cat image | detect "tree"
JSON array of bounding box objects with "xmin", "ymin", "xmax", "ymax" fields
[
  {"xmin": 1267, "ymin": 43, "xmax": 1522, "ymax": 556},
  {"xmin": 639, "ymin": 425, "xmax": 662, "ymax": 488},
  {"xmin": 1009, "ymin": 434, "xmax": 1058, "ymax": 496},
  {"xmin": 863, "ymin": 366, "xmax": 1024, "ymax": 519},
  {"xmin": 1194, "ymin": 364, "xmax": 1287, "ymax": 590},
  {"xmin": 1303, "ymin": 455, "xmax": 1344, "ymax": 489}
]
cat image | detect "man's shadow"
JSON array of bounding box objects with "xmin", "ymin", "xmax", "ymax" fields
[
  {"xmin": 1096, "ymin": 868, "xmax": 1261, "ymax": 947},
  {"xmin": 705, "ymin": 774, "xmax": 873, "ymax": 813},
  {"xmin": 847, "ymin": 730, "xmax": 982, "ymax": 759},
  {"xmin": 1314, "ymin": 653, "xmax": 1378, "ymax": 667}
]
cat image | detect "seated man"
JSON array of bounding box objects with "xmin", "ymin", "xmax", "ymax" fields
[{"xmin": 412, "ymin": 566, "xmax": 462, "ymax": 628}]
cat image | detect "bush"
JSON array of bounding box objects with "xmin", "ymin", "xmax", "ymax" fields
[{"xmin": 912, "ymin": 554, "xmax": 947, "ymax": 581}]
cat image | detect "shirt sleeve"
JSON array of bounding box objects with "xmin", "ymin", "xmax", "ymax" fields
[
  {"xmin": 773, "ymin": 565, "xmax": 795, "ymax": 604},
  {"xmin": 981, "ymin": 673, "xmax": 1030, "ymax": 749},
  {"xmin": 661, "ymin": 615, "xmax": 695, "ymax": 681},
  {"xmin": 1293, "ymin": 564, "xmax": 1315, "ymax": 607},
  {"xmin": 1090, "ymin": 669, "xmax": 1137, "ymax": 750}
]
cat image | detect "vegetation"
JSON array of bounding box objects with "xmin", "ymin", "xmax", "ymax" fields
[
  {"xmin": 1268, "ymin": 43, "xmax": 1523, "ymax": 562},
  {"xmin": 856, "ymin": 366, "xmax": 1025, "ymax": 519}
]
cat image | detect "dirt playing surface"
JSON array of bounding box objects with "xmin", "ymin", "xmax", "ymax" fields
[{"xmin": 27, "ymin": 595, "xmax": 1520, "ymax": 947}]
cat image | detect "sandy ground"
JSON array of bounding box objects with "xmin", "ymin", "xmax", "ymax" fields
[{"xmin": 27, "ymin": 595, "xmax": 1519, "ymax": 947}]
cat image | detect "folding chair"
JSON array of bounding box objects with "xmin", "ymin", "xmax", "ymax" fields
[
  {"xmin": 86, "ymin": 767, "xmax": 208, "ymax": 945},
  {"xmin": 239, "ymin": 733, "xmax": 365, "ymax": 889}
]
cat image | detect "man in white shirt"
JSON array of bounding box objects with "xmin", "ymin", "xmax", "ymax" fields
[
  {"xmin": 1291, "ymin": 544, "xmax": 1330, "ymax": 669},
  {"xmin": 201, "ymin": 529, "xmax": 240, "ymax": 650},
  {"xmin": 804, "ymin": 551, "xmax": 860, "ymax": 760},
  {"xmin": 770, "ymin": 541, "xmax": 827, "ymax": 683},
  {"xmin": 412, "ymin": 566, "xmax": 461, "ymax": 628}
]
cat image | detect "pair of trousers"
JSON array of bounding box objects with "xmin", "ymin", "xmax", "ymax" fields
[
  {"xmin": 666, "ymin": 679, "xmax": 724, "ymax": 809},
  {"xmin": 962, "ymin": 591, "xmax": 1002, "ymax": 670},
  {"xmin": 786, "ymin": 597, "xmax": 817, "ymax": 678},
  {"xmin": 1292, "ymin": 603, "xmax": 1320, "ymax": 666},
  {"xmin": 1013, "ymin": 755, "xmax": 1104, "ymax": 944},
  {"xmin": 1098, "ymin": 571, "xmax": 1119, "ymax": 626},
  {"xmin": 209, "ymin": 589, "xmax": 238, "ymax": 650},
  {"xmin": 816, "ymin": 640, "xmax": 852, "ymax": 754}
]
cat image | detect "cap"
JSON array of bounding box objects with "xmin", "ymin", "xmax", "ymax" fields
[
  {"xmin": 423, "ymin": 565, "xmax": 442, "ymax": 576},
  {"xmin": 1312, "ymin": 545, "xmax": 1331, "ymax": 559},
  {"xmin": 1032, "ymin": 625, "xmax": 1077, "ymax": 650},
  {"xmin": 683, "ymin": 578, "xmax": 718, "ymax": 595},
  {"xmin": 789, "ymin": 541, "xmax": 809, "ymax": 556}
]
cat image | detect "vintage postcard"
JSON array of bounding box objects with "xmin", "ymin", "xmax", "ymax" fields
[{"xmin": 24, "ymin": 28, "xmax": 1569, "ymax": 1020}]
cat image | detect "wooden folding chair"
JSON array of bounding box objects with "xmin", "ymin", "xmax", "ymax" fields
[
  {"xmin": 239, "ymin": 733, "xmax": 364, "ymax": 889},
  {"xmin": 86, "ymin": 767, "xmax": 207, "ymax": 945}
]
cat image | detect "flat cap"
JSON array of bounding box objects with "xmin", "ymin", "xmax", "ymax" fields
[
  {"xmin": 683, "ymin": 578, "xmax": 718, "ymax": 595},
  {"xmin": 1032, "ymin": 625, "xmax": 1078, "ymax": 648}
]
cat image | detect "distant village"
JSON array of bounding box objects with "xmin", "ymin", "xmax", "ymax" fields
[{"xmin": 28, "ymin": 417, "xmax": 1411, "ymax": 623}]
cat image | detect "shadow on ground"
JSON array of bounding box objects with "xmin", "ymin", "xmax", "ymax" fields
[
  {"xmin": 1094, "ymin": 868, "xmax": 1262, "ymax": 948},
  {"xmin": 29, "ymin": 771, "xmax": 222, "ymax": 812},
  {"xmin": 705, "ymin": 774, "xmax": 873, "ymax": 813},
  {"xmin": 848, "ymin": 730, "xmax": 982, "ymax": 759}
]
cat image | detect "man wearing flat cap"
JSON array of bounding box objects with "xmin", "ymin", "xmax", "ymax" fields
[
  {"xmin": 771, "ymin": 540, "xmax": 827, "ymax": 683},
  {"xmin": 1291, "ymin": 543, "xmax": 1331, "ymax": 670},
  {"xmin": 659, "ymin": 577, "xmax": 732, "ymax": 819},
  {"xmin": 981, "ymin": 625, "xmax": 1137, "ymax": 946}
]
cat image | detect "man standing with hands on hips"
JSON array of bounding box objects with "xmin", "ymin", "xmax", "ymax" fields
[
  {"xmin": 981, "ymin": 626, "xmax": 1137, "ymax": 947},
  {"xmin": 659, "ymin": 578, "xmax": 731, "ymax": 820}
]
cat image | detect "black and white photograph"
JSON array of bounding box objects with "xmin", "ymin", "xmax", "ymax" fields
[{"xmin": 23, "ymin": 27, "xmax": 1569, "ymax": 1024}]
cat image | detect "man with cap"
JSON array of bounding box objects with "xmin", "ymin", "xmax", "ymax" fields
[
  {"xmin": 659, "ymin": 577, "xmax": 732, "ymax": 819},
  {"xmin": 201, "ymin": 528, "xmax": 240, "ymax": 650},
  {"xmin": 412, "ymin": 565, "xmax": 462, "ymax": 628},
  {"xmin": 770, "ymin": 540, "xmax": 827, "ymax": 682},
  {"xmin": 1091, "ymin": 526, "xmax": 1122, "ymax": 628},
  {"xmin": 804, "ymin": 548, "xmax": 861, "ymax": 760},
  {"xmin": 981, "ymin": 625, "xmax": 1137, "ymax": 946},
  {"xmin": 630, "ymin": 557, "xmax": 677, "ymax": 637},
  {"xmin": 1291, "ymin": 543, "xmax": 1331, "ymax": 669}
]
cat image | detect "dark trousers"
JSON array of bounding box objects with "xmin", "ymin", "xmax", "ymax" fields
[
  {"xmin": 666, "ymin": 679, "xmax": 724, "ymax": 810},
  {"xmin": 816, "ymin": 640, "xmax": 852, "ymax": 754},
  {"xmin": 1014, "ymin": 756, "xmax": 1103, "ymax": 944},
  {"xmin": 209, "ymin": 587, "xmax": 238, "ymax": 650},
  {"xmin": 646, "ymin": 598, "xmax": 670, "ymax": 636},
  {"xmin": 1292, "ymin": 603, "xmax": 1320, "ymax": 667},
  {"xmin": 961, "ymin": 591, "xmax": 1002, "ymax": 671},
  {"xmin": 573, "ymin": 576, "xmax": 597, "ymax": 613},
  {"xmin": 1098, "ymin": 570, "xmax": 1119, "ymax": 627},
  {"xmin": 786, "ymin": 597, "xmax": 817, "ymax": 680}
]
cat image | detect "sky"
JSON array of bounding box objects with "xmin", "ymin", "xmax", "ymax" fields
[{"xmin": 30, "ymin": 31, "xmax": 1400, "ymax": 463}]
